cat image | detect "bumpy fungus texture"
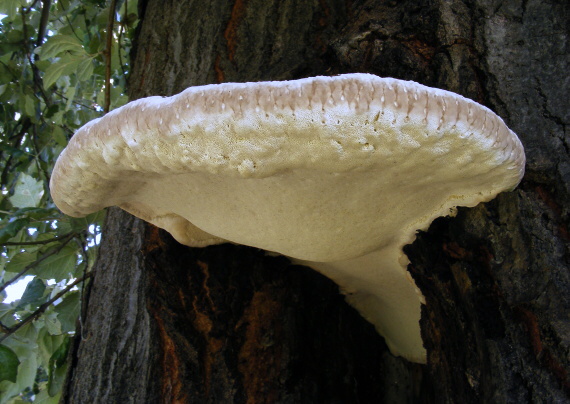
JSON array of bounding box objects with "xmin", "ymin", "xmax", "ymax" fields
[{"xmin": 50, "ymin": 74, "xmax": 525, "ymax": 363}]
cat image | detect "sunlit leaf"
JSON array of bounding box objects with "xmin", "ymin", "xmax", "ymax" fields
[
  {"xmin": 14, "ymin": 346, "xmax": 38, "ymax": 395},
  {"xmin": 76, "ymin": 57, "xmax": 95, "ymax": 82},
  {"xmin": 44, "ymin": 312, "xmax": 62, "ymax": 336},
  {"xmin": 9, "ymin": 173, "xmax": 45, "ymax": 209},
  {"xmin": 43, "ymin": 55, "xmax": 85, "ymax": 89},
  {"xmin": 38, "ymin": 35, "xmax": 85, "ymax": 59}
]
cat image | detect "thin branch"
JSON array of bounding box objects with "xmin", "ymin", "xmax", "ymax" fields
[
  {"xmin": 1, "ymin": 232, "xmax": 74, "ymax": 246},
  {"xmin": 104, "ymin": 0, "xmax": 118, "ymax": 113},
  {"xmin": 26, "ymin": 52, "xmax": 52, "ymax": 107},
  {"xmin": 117, "ymin": 0, "xmax": 128, "ymax": 78},
  {"xmin": 35, "ymin": 0, "xmax": 52, "ymax": 46},
  {"xmin": 53, "ymin": 90, "xmax": 98, "ymax": 111},
  {"xmin": 30, "ymin": 125, "xmax": 50, "ymax": 185},
  {"xmin": 20, "ymin": 4, "xmax": 51, "ymax": 107},
  {"xmin": 0, "ymin": 118, "xmax": 30, "ymax": 187},
  {"xmin": 0, "ymin": 272, "xmax": 93, "ymax": 344},
  {"xmin": 0, "ymin": 233, "xmax": 75, "ymax": 294}
]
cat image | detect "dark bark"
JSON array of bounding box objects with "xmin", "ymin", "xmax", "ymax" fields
[{"xmin": 63, "ymin": 0, "xmax": 569, "ymax": 403}]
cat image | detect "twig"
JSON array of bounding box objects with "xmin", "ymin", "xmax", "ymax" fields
[
  {"xmin": 0, "ymin": 118, "xmax": 30, "ymax": 187},
  {"xmin": 104, "ymin": 0, "xmax": 118, "ymax": 113},
  {"xmin": 0, "ymin": 272, "xmax": 93, "ymax": 343},
  {"xmin": 30, "ymin": 125, "xmax": 51, "ymax": 185},
  {"xmin": 26, "ymin": 52, "xmax": 52, "ymax": 106}
]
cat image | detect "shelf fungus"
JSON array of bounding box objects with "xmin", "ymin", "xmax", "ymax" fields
[{"xmin": 50, "ymin": 74, "xmax": 525, "ymax": 363}]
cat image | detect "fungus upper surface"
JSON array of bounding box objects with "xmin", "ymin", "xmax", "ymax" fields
[{"xmin": 51, "ymin": 73, "xmax": 525, "ymax": 258}]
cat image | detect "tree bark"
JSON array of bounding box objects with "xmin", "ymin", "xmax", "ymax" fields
[{"xmin": 62, "ymin": 0, "xmax": 569, "ymax": 403}]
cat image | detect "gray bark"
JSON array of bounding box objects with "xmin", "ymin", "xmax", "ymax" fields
[{"xmin": 63, "ymin": 0, "xmax": 569, "ymax": 403}]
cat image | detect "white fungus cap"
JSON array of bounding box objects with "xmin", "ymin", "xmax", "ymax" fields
[{"xmin": 50, "ymin": 73, "xmax": 525, "ymax": 363}]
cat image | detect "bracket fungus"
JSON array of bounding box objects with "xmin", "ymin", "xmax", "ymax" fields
[{"xmin": 50, "ymin": 74, "xmax": 525, "ymax": 363}]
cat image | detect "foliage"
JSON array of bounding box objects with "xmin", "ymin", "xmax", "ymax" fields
[{"xmin": 0, "ymin": 0, "xmax": 137, "ymax": 402}]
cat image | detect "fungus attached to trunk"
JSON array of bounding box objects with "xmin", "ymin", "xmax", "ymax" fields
[{"xmin": 50, "ymin": 74, "xmax": 525, "ymax": 363}]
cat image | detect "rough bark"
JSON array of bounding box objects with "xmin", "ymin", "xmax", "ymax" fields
[{"xmin": 63, "ymin": 0, "xmax": 569, "ymax": 403}]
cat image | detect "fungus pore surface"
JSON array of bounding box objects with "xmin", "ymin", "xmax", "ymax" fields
[{"xmin": 50, "ymin": 74, "xmax": 525, "ymax": 363}]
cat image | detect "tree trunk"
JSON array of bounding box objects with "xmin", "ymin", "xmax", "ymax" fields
[{"xmin": 62, "ymin": 0, "xmax": 569, "ymax": 403}]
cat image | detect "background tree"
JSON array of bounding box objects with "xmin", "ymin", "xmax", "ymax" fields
[{"xmin": 6, "ymin": 0, "xmax": 569, "ymax": 403}]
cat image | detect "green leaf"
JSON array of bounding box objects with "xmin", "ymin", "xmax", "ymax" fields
[
  {"xmin": 29, "ymin": 245, "xmax": 77, "ymax": 281},
  {"xmin": 19, "ymin": 278, "xmax": 46, "ymax": 307},
  {"xmin": 54, "ymin": 291, "xmax": 79, "ymax": 333},
  {"xmin": 47, "ymin": 337, "xmax": 69, "ymax": 396},
  {"xmin": 50, "ymin": 109, "xmax": 65, "ymax": 126},
  {"xmin": 0, "ymin": 218, "xmax": 28, "ymax": 243},
  {"xmin": 0, "ymin": 345, "xmax": 19, "ymax": 382},
  {"xmin": 37, "ymin": 329, "xmax": 64, "ymax": 362},
  {"xmin": 64, "ymin": 86, "xmax": 76, "ymax": 111},
  {"xmin": 38, "ymin": 35, "xmax": 85, "ymax": 59},
  {"xmin": 5, "ymin": 251, "xmax": 38, "ymax": 274},
  {"xmin": 0, "ymin": 143, "xmax": 25, "ymax": 162},
  {"xmin": 14, "ymin": 346, "xmax": 38, "ymax": 394},
  {"xmin": 35, "ymin": 388, "xmax": 61, "ymax": 403},
  {"xmin": 44, "ymin": 312, "xmax": 62, "ymax": 336},
  {"xmin": 49, "ymin": 337, "xmax": 69, "ymax": 369},
  {"xmin": 9, "ymin": 173, "xmax": 45, "ymax": 209},
  {"xmin": 23, "ymin": 94, "xmax": 36, "ymax": 118},
  {"xmin": 51, "ymin": 126, "xmax": 68, "ymax": 147},
  {"xmin": 76, "ymin": 57, "xmax": 95, "ymax": 82},
  {"xmin": 0, "ymin": 0, "xmax": 23, "ymax": 18},
  {"xmin": 0, "ymin": 303, "xmax": 16, "ymax": 327},
  {"xmin": 43, "ymin": 55, "xmax": 84, "ymax": 89}
]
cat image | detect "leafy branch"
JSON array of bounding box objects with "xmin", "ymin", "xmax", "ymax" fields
[
  {"xmin": 0, "ymin": 272, "xmax": 93, "ymax": 343},
  {"xmin": 0, "ymin": 0, "xmax": 137, "ymax": 399},
  {"xmin": 1, "ymin": 232, "xmax": 75, "ymax": 246},
  {"xmin": 0, "ymin": 233, "xmax": 76, "ymax": 295}
]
